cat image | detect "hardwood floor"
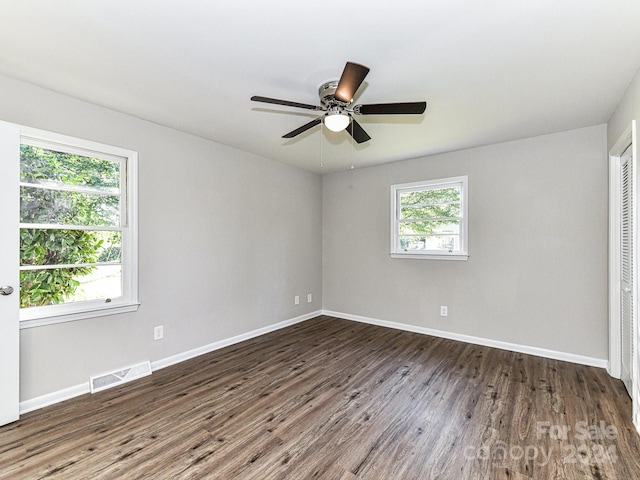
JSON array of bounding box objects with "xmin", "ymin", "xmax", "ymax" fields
[{"xmin": 1, "ymin": 316, "xmax": 639, "ymax": 479}]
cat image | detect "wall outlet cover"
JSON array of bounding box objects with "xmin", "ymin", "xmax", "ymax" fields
[{"xmin": 154, "ymin": 325, "xmax": 164, "ymax": 340}]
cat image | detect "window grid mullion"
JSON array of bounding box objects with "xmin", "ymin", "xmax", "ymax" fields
[
  {"xmin": 400, "ymin": 200, "xmax": 461, "ymax": 208},
  {"xmin": 400, "ymin": 216, "xmax": 462, "ymax": 223},
  {"xmin": 20, "ymin": 223, "xmax": 123, "ymax": 232},
  {"xmin": 20, "ymin": 181, "xmax": 120, "ymax": 196},
  {"xmin": 20, "ymin": 262, "xmax": 123, "ymax": 271}
]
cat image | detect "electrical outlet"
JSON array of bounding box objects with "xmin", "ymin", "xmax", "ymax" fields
[
  {"xmin": 307, "ymin": 293, "xmax": 312, "ymax": 303},
  {"xmin": 294, "ymin": 296, "xmax": 300, "ymax": 305},
  {"xmin": 154, "ymin": 325, "xmax": 164, "ymax": 341},
  {"xmin": 440, "ymin": 306, "xmax": 448, "ymax": 317}
]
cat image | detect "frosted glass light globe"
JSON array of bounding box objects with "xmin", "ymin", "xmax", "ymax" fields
[{"xmin": 324, "ymin": 113, "xmax": 350, "ymax": 132}]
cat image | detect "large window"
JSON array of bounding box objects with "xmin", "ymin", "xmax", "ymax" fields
[
  {"xmin": 390, "ymin": 176, "xmax": 468, "ymax": 260},
  {"xmin": 19, "ymin": 130, "xmax": 138, "ymax": 326}
]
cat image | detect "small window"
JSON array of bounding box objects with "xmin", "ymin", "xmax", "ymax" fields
[
  {"xmin": 19, "ymin": 130, "xmax": 138, "ymax": 327},
  {"xmin": 390, "ymin": 176, "xmax": 468, "ymax": 260}
]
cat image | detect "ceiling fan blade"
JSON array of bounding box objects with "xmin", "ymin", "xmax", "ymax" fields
[
  {"xmin": 334, "ymin": 62, "xmax": 370, "ymax": 103},
  {"xmin": 251, "ymin": 95, "xmax": 323, "ymax": 111},
  {"xmin": 346, "ymin": 118, "xmax": 371, "ymax": 144},
  {"xmin": 354, "ymin": 101, "xmax": 427, "ymax": 115},
  {"xmin": 282, "ymin": 118, "xmax": 322, "ymax": 138}
]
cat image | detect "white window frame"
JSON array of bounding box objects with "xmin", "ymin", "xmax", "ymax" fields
[
  {"xmin": 390, "ymin": 175, "xmax": 469, "ymax": 261},
  {"xmin": 17, "ymin": 126, "xmax": 139, "ymax": 328}
]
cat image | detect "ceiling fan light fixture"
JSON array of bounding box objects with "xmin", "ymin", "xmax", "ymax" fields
[
  {"xmin": 251, "ymin": 61, "xmax": 426, "ymax": 144},
  {"xmin": 324, "ymin": 111, "xmax": 350, "ymax": 132}
]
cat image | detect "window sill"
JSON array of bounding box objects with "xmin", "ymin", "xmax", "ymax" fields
[
  {"xmin": 19, "ymin": 302, "xmax": 140, "ymax": 329},
  {"xmin": 390, "ymin": 253, "xmax": 469, "ymax": 261}
]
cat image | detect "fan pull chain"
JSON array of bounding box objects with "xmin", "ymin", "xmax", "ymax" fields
[
  {"xmin": 350, "ymin": 119, "xmax": 355, "ymax": 170},
  {"xmin": 320, "ymin": 119, "xmax": 324, "ymax": 170}
]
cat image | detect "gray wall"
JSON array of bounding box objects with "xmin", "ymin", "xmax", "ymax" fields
[
  {"xmin": 0, "ymin": 69, "xmax": 616, "ymax": 403},
  {"xmin": 0, "ymin": 74, "xmax": 322, "ymax": 401},
  {"xmin": 323, "ymin": 125, "xmax": 608, "ymax": 359},
  {"xmin": 608, "ymin": 66, "xmax": 640, "ymax": 150}
]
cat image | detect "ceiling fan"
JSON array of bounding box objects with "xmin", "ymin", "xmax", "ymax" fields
[{"xmin": 251, "ymin": 62, "xmax": 427, "ymax": 144}]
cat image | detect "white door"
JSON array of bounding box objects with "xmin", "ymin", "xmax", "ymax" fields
[
  {"xmin": 0, "ymin": 122, "xmax": 20, "ymax": 426},
  {"xmin": 621, "ymin": 143, "xmax": 634, "ymax": 397}
]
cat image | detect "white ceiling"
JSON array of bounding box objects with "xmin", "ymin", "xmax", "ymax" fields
[{"xmin": 1, "ymin": 1, "xmax": 640, "ymax": 173}]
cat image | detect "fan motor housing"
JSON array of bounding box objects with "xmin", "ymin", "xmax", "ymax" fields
[{"xmin": 319, "ymin": 81, "xmax": 348, "ymax": 108}]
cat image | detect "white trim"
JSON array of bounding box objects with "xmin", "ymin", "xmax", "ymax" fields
[
  {"xmin": 322, "ymin": 310, "xmax": 608, "ymax": 368},
  {"xmin": 20, "ymin": 383, "xmax": 90, "ymax": 415},
  {"xmin": 20, "ymin": 302, "xmax": 140, "ymax": 329},
  {"xmin": 20, "ymin": 181, "xmax": 119, "ymax": 196},
  {"xmin": 390, "ymin": 253, "xmax": 469, "ymax": 261},
  {"xmin": 20, "ymin": 262, "xmax": 121, "ymax": 271},
  {"xmin": 609, "ymin": 139, "xmax": 624, "ymax": 378},
  {"xmin": 18, "ymin": 310, "xmax": 321, "ymax": 413},
  {"xmin": 636, "ymin": 380, "xmax": 640, "ymax": 435},
  {"xmin": 634, "ymin": 121, "xmax": 640, "ymax": 440},
  {"xmin": 19, "ymin": 223, "xmax": 123, "ymax": 232},
  {"xmin": 609, "ymin": 122, "xmax": 636, "ymax": 380},
  {"xmin": 20, "ymin": 128, "xmax": 135, "ymax": 161},
  {"xmin": 15, "ymin": 125, "xmax": 139, "ymax": 327},
  {"xmin": 125, "ymin": 149, "xmax": 139, "ymax": 308},
  {"xmin": 151, "ymin": 310, "xmax": 321, "ymax": 371},
  {"xmin": 390, "ymin": 175, "xmax": 468, "ymax": 258}
]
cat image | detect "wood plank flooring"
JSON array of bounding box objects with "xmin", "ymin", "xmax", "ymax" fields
[{"xmin": 1, "ymin": 315, "xmax": 639, "ymax": 479}]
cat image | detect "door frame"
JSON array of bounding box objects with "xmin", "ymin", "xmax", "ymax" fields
[{"xmin": 608, "ymin": 120, "xmax": 639, "ymax": 432}]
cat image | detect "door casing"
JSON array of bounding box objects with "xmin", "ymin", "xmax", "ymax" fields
[{"xmin": 609, "ymin": 120, "xmax": 640, "ymax": 435}]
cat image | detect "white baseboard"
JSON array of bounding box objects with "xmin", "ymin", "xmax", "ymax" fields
[
  {"xmin": 20, "ymin": 309, "xmax": 607, "ymax": 415},
  {"xmin": 20, "ymin": 382, "xmax": 90, "ymax": 415},
  {"xmin": 19, "ymin": 310, "xmax": 321, "ymax": 414},
  {"xmin": 151, "ymin": 310, "xmax": 321, "ymax": 372},
  {"xmin": 635, "ymin": 386, "xmax": 640, "ymax": 436},
  {"xmin": 322, "ymin": 310, "xmax": 608, "ymax": 369}
]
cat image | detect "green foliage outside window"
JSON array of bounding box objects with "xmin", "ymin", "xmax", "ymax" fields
[
  {"xmin": 19, "ymin": 144, "xmax": 121, "ymax": 308},
  {"xmin": 398, "ymin": 187, "xmax": 461, "ymax": 251}
]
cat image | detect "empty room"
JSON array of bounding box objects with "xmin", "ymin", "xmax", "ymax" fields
[{"xmin": 2, "ymin": 1, "xmax": 640, "ymax": 479}]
